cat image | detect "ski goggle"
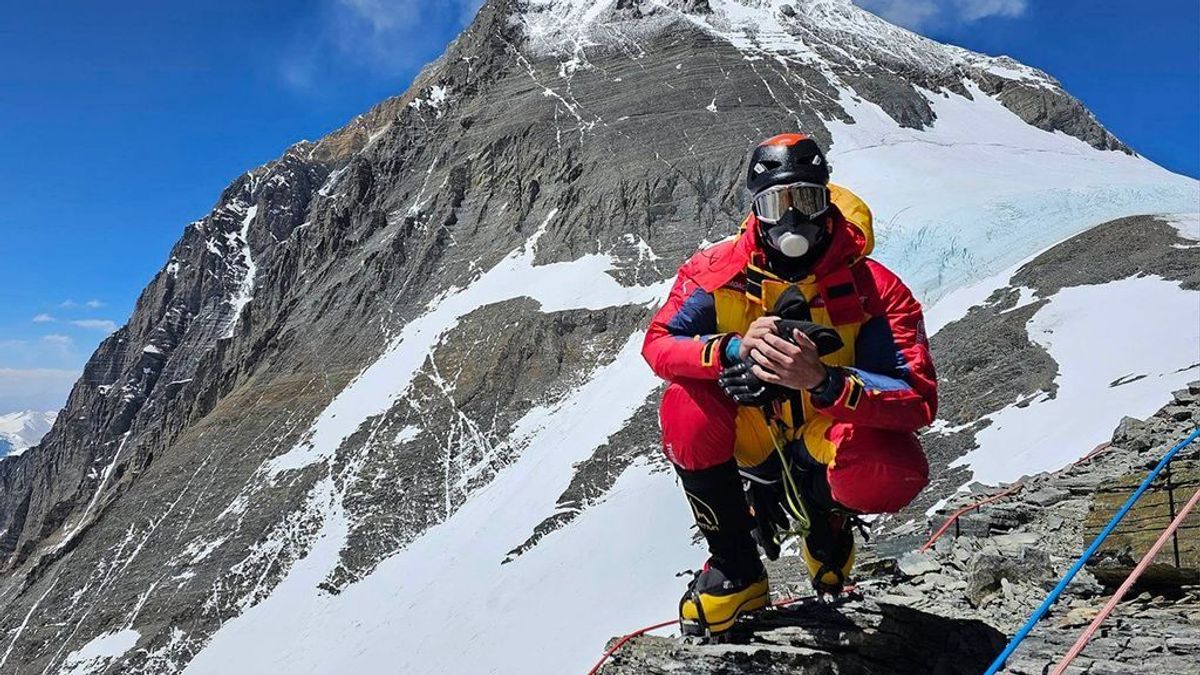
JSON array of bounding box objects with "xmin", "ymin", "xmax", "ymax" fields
[{"xmin": 752, "ymin": 182, "xmax": 829, "ymax": 223}]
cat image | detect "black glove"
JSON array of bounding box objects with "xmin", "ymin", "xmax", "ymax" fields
[
  {"xmin": 718, "ymin": 360, "xmax": 785, "ymax": 406},
  {"xmin": 772, "ymin": 286, "xmax": 844, "ymax": 356},
  {"xmin": 776, "ymin": 319, "xmax": 844, "ymax": 356}
]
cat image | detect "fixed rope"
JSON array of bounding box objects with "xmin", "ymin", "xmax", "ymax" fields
[
  {"xmin": 585, "ymin": 594, "xmax": 817, "ymax": 675},
  {"xmin": 984, "ymin": 427, "xmax": 1200, "ymax": 674},
  {"xmin": 920, "ymin": 442, "xmax": 1111, "ymax": 553},
  {"xmin": 590, "ymin": 428, "xmax": 1194, "ymax": 674},
  {"xmin": 920, "ymin": 482, "xmax": 1024, "ymax": 552},
  {"xmin": 1051, "ymin": 485, "xmax": 1200, "ymax": 674}
]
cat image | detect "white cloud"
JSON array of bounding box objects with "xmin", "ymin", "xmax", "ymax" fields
[
  {"xmin": 954, "ymin": 0, "xmax": 1028, "ymax": 21},
  {"xmin": 1, "ymin": 336, "xmax": 78, "ymax": 369},
  {"xmin": 282, "ymin": 0, "xmax": 484, "ymax": 90},
  {"xmin": 85, "ymin": 299, "xmax": 105, "ymax": 309},
  {"xmin": 70, "ymin": 319, "xmax": 117, "ymax": 332},
  {"xmin": 854, "ymin": 0, "xmax": 1027, "ymax": 30},
  {"xmin": 39, "ymin": 334, "xmax": 76, "ymax": 361},
  {"xmin": 0, "ymin": 368, "xmax": 78, "ymax": 414},
  {"xmin": 59, "ymin": 299, "xmax": 78, "ymax": 308},
  {"xmin": 32, "ymin": 314, "xmax": 56, "ymax": 323}
]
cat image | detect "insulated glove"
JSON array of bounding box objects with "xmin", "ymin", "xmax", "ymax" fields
[
  {"xmin": 775, "ymin": 319, "xmax": 843, "ymax": 356},
  {"xmin": 771, "ymin": 285, "xmax": 844, "ymax": 356},
  {"xmin": 718, "ymin": 360, "xmax": 785, "ymax": 406}
]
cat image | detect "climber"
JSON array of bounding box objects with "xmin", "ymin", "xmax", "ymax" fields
[{"xmin": 641, "ymin": 133, "xmax": 937, "ymax": 638}]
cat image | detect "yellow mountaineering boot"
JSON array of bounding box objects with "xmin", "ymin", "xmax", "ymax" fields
[
  {"xmin": 675, "ymin": 460, "xmax": 770, "ymax": 637},
  {"xmin": 801, "ymin": 511, "xmax": 856, "ymax": 594},
  {"xmin": 679, "ymin": 562, "xmax": 770, "ymax": 637}
]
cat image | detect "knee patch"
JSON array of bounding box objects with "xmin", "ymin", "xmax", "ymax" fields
[
  {"xmin": 660, "ymin": 381, "xmax": 738, "ymax": 471},
  {"xmin": 827, "ymin": 426, "xmax": 929, "ymax": 514}
]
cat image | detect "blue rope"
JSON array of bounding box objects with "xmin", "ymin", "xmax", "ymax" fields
[{"xmin": 984, "ymin": 426, "xmax": 1200, "ymax": 674}]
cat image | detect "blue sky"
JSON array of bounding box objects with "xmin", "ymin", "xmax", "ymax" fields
[{"xmin": 1, "ymin": 0, "xmax": 1197, "ymax": 413}]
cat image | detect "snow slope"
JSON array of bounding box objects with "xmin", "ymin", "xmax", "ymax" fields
[
  {"xmin": 187, "ymin": 338, "xmax": 695, "ymax": 675},
  {"xmin": 0, "ymin": 410, "xmax": 57, "ymax": 458},
  {"xmin": 185, "ymin": 212, "xmax": 692, "ymax": 675},
  {"xmin": 952, "ymin": 275, "xmax": 1200, "ymax": 485},
  {"xmin": 175, "ymin": 3, "xmax": 1198, "ymax": 674}
]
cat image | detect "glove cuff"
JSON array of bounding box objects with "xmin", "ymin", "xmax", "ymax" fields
[
  {"xmin": 721, "ymin": 335, "xmax": 742, "ymax": 367},
  {"xmin": 808, "ymin": 367, "xmax": 844, "ymax": 407}
]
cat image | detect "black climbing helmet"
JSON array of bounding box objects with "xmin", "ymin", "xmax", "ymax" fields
[{"xmin": 745, "ymin": 133, "xmax": 831, "ymax": 196}]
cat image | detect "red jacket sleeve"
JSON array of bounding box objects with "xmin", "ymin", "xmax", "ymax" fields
[
  {"xmin": 811, "ymin": 261, "xmax": 938, "ymax": 431},
  {"xmin": 641, "ymin": 269, "xmax": 732, "ymax": 382}
]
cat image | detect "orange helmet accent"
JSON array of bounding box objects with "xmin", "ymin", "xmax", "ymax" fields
[{"xmin": 759, "ymin": 133, "xmax": 808, "ymax": 147}]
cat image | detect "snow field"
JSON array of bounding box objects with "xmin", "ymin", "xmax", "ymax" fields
[
  {"xmin": 826, "ymin": 84, "xmax": 1197, "ymax": 305},
  {"xmin": 187, "ymin": 212, "xmax": 692, "ymax": 674},
  {"xmin": 952, "ymin": 275, "xmax": 1200, "ymax": 485}
]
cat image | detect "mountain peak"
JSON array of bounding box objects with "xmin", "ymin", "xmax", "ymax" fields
[
  {"xmin": 0, "ymin": 410, "xmax": 57, "ymax": 457},
  {"xmin": 514, "ymin": 0, "xmax": 1119, "ymax": 156},
  {"xmin": 0, "ymin": 2, "xmax": 1195, "ymax": 673}
]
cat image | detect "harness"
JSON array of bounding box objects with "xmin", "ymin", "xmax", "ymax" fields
[{"xmin": 713, "ymin": 250, "xmax": 870, "ymax": 468}]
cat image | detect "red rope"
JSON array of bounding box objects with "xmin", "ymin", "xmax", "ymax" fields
[
  {"xmin": 920, "ymin": 482, "xmax": 1024, "ymax": 552},
  {"xmin": 593, "ymin": 441, "xmax": 1121, "ymax": 672},
  {"xmin": 585, "ymin": 592, "xmax": 824, "ymax": 674},
  {"xmin": 1050, "ymin": 485, "xmax": 1200, "ymax": 675},
  {"xmin": 584, "ymin": 618, "xmax": 677, "ymax": 675},
  {"xmin": 919, "ymin": 441, "xmax": 1113, "ymax": 553},
  {"xmin": 1078, "ymin": 441, "xmax": 1112, "ymax": 464}
]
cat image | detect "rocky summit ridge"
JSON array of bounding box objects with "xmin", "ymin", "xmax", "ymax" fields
[{"xmin": 0, "ymin": 0, "xmax": 1195, "ymax": 673}]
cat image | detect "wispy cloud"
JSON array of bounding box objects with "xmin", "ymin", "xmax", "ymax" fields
[
  {"xmin": 32, "ymin": 314, "xmax": 56, "ymax": 323},
  {"xmin": 1, "ymin": 337, "xmax": 78, "ymax": 370},
  {"xmin": 39, "ymin": 334, "xmax": 76, "ymax": 362},
  {"xmin": 280, "ymin": 0, "xmax": 485, "ymax": 91},
  {"xmin": 854, "ymin": 0, "xmax": 1028, "ymax": 31},
  {"xmin": 70, "ymin": 319, "xmax": 117, "ymax": 332},
  {"xmin": 0, "ymin": 368, "xmax": 79, "ymax": 414},
  {"xmin": 85, "ymin": 299, "xmax": 105, "ymax": 309},
  {"xmin": 954, "ymin": 0, "xmax": 1027, "ymax": 21},
  {"xmin": 59, "ymin": 299, "xmax": 78, "ymax": 309}
]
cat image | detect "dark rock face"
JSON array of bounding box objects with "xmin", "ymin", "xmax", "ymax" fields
[
  {"xmin": 0, "ymin": 0, "xmax": 1182, "ymax": 672},
  {"xmin": 1085, "ymin": 384, "xmax": 1200, "ymax": 589},
  {"xmin": 603, "ymin": 598, "xmax": 1006, "ymax": 674}
]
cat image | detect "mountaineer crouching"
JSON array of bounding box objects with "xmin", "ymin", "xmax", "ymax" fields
[{"xmin": 641, "ymin": 133, "xmax": 937, "ymax": 638}]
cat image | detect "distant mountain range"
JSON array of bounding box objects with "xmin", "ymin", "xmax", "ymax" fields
[{"xmin": 0, "ymin": 410, "xmax": 57, "ymax": 458}]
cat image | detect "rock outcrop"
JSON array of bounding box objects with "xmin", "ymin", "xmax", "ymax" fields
[{"xmin": 602, "ymin": 387, "xmax": 1200, "ymax": 673}]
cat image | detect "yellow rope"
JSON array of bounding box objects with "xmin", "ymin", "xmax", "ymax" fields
[{"xmin": 763, "ymin": 410, "xmax": 811, "ymax": 541}]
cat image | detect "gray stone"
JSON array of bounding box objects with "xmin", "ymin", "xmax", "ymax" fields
[
  {"xmin": 1166, "ymin": 636, "xmax": 1200, "ymax": 654},
  {"xmin": 1026, "ymin": 486, "xmax": 1070, "ymax": 506},
  {"xmin": 898, "ymin": 550, "xmax": 942, "ymax": 577}
]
